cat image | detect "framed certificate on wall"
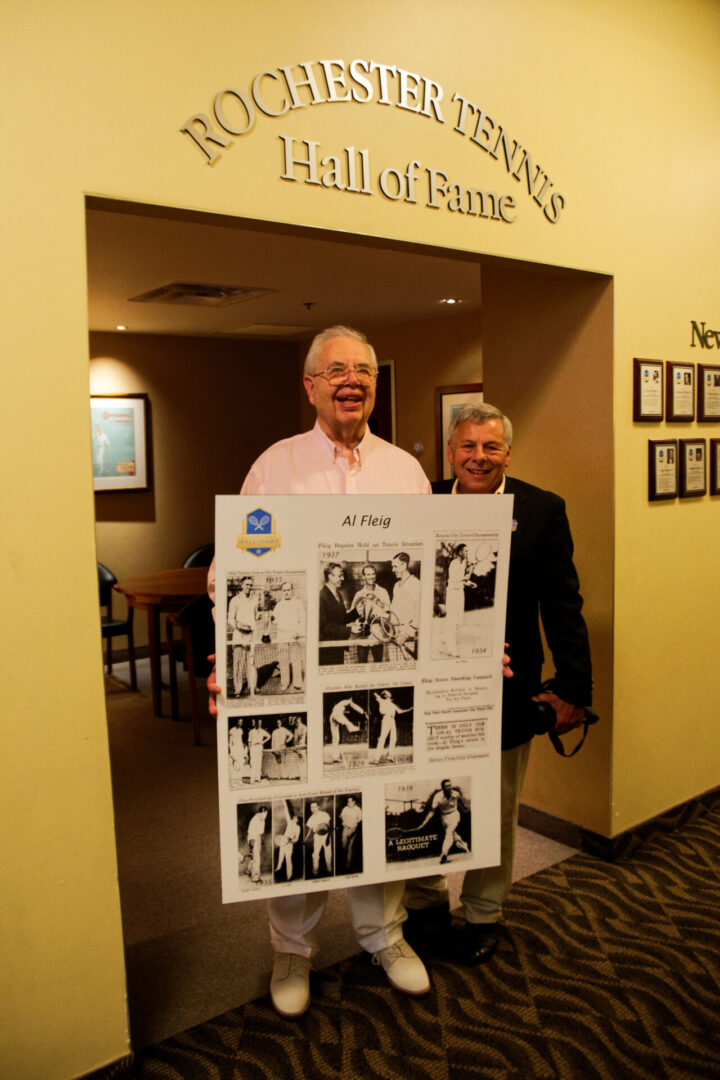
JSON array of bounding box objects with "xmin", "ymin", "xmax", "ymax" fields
[
  {"xmin": 666, "ymin": 363, "xmax": 695, "ymax": 422},
  {"xmin": 633, "ymin": 359, "xmax": 663, "ymax": 421},
  {"xmin": 710, "ymin": 439, "xmax": 720, "ymax": 495},
  {"xmin": 648, "ymin": 439, "xmax": 678, "ymax": 501},
  {"xmin": 679, "ymin": 439, "xmax": 706, "ymax": 498},
  {"xmin": 698, "ymin": 364, "xmax": 720, "ymax": 422}
]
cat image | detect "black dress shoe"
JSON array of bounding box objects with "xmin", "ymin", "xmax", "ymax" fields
[
  {"xmin": 465, "ymin": 923, "xmax": 500, "ymax": 965},
  {"xmin": 404, "ymin": 901, "xmax": 451, "ymax": 940}
]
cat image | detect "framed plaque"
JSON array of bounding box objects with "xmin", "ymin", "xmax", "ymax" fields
[
  {"xmin": 679, "ymin": 439, "xmax": 706, "ymax": 498},
  {"xmin": 90, "ymin": 393, "xmax": 150, "ymax": 492},
  {"xmin": 698, "ymin": 363, "xmax": 720, "ymax": 422},
  {"xmin": 648, "ymin": 439, "xmax": 678, "ymax": 501},
  {"xmin": 666, "ymin": 362, "xmax": 695, "ymax": 422},
  {"xmin": 633, "ymin": 359, "xmax": 663, "ymax": 421},
  {"xmin": 710, "ymin": 439, "xmax": 720, "ymax": 495}
]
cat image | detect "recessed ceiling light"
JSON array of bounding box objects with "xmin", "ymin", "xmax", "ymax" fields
[
  {"xmin": 438, "ymin": 298, "xmax": 461, "ymax": 305},
  {"xmin": 115, "ymin": 324, "xmax": 127, "ymax": 331}
]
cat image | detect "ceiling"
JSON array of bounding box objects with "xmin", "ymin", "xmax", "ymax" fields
[{"xmin": 85, "ymin": 199, "xmax": 487, "ymax": 341}]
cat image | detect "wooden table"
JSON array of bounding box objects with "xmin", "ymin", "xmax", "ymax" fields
[{"xmin": 114, "ymin": 567, "xmax": 209, "ymax": 716}]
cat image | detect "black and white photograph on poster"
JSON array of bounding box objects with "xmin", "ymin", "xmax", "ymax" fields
[
  {"xmin": 337, "ymin": 793, "xmax": 364, "ymax": 874},
  {"xmin": 227, "ymin": 713, "xmax": 307, "ymax": 789},
  {"xmin": 317, "ymin": 547, "xmax": 422, "ymax": 668},
  {"xmin": 303, "ymin": 795, "xmax": 335, "ymax": 880},
  {"xmin": 271, "ymin": 798, "xmax": 304, "ymax": 884},
  {"xmin": 238, "ymin": 792, "xmax": 364, "ymax": 892},
  {"xmin": 432, "ymin": 536, "xmax": 498, "ymax": 659},
  {"xmin": 322, "ymin": 686, "xmax": 415, "ymax": 774},
  {"xmin": 237, "ymin": 801, "xmax": 273, "ymax": 890},
  {"xmin": 302, "ymin": 793, "xmax": 367, "ymax": 880},
  {"xmin": 369, "ymin": 687, "xmax": 414, "ymax": 766},
  {"xmin": 385, "ymin": 777, "xmax": 473, "ymax": 868},
  {"xmin": 322, "ymin": 690, "xmax": 368, "ymax": 769},
  {"xmin": 225, "ymin": 571, "xmax": 306, "ymax": 702}
]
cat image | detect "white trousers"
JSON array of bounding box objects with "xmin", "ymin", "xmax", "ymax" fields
[
  {"xmin": 376, "ymin": 718, "xmax": 397, "ymax": 756},
  {"xmin": 440, "ymin": 810, "xmax": 461, "ymax": 856},
  {"xmin": 268, "ymin": 881, "xmax": 407, "ymax": 958},
  {"xmin": 404, "ymin": 739, "xmax": 532, "ymax": 924}
]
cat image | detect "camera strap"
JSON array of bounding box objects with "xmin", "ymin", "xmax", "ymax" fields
[{"xmin": 548, "ymin": 707, "xmax": 599, "ymax": 757}]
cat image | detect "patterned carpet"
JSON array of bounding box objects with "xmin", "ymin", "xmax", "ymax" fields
[{"xmin": 92, "ymin": 791, "xmax": 719, "ymax": 1080}]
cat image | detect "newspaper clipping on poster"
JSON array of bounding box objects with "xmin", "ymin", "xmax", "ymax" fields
[{"xmin": 215, "ymin": 494, "xmax": 513, "ymax": 903}]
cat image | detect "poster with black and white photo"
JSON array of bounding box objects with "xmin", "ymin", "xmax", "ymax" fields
[
  {"xmin": 215, "ymin": 494, "xmax": 512, "ymax": 902},
  {"xmin": 385, "ymin": 777, "xmax": 473, "ymax": 869}
]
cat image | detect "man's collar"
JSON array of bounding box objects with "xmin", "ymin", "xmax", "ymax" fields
[
  {"xmin": 451, "ymin": 474, "xmax": 507, "ymax": 495},
  {"xmin": 312, "ymin": 419, "xmax": 368, "ymax": 462}
]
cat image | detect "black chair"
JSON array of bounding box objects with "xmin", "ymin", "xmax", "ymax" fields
[
  {"xmin": 98, "ymin": 562, "xmax": 137, "ymax": 690},
  {"xmin": 166, "ymin": 593, "xmax": 215, "ymax": 744},
  {"xmin": 182, "ymin": 543, "xmax": 215, "ymax": 568}
]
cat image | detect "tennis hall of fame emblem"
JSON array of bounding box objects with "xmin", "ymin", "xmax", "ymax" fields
[{"xmin": 237, "ymin": 507, "xmax": 282, "ymax": 557}]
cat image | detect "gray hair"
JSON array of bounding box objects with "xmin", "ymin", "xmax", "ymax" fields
[
  {"xmin": 304, "ymin": 325, "xmax": 378, "ymax": 376},
  {"xmin": 447, "ymin": 402, "xmax": 513, "ymax": 447}
]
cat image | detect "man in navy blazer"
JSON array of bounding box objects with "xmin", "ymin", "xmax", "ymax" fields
[
  {"xmin": 405, "ymin": 402, "xmax": 592, "ymax": 964},
  {"xmin": 318, "ymin": 562, "xmax": 359, "ymax": 665}
]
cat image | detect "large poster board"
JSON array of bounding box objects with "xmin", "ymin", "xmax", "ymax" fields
[{"xmin": 215, "ymin": 494, "xmax": 513, "ymax": 903}]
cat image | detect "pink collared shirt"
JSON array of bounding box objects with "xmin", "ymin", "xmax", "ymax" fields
[
  {"xmin": 208, "ymin": 422, "xmax": 430, "ymax": 598},
  {"xmin": 241, "ymin": 421, "xmax": 431, "ymax": 496}
]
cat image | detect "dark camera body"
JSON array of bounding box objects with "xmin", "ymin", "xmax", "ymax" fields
[
  {"xmin": 525, "ymin": 692, "xmax": 599, "ymax": 737},
  {"xmin": 527, "ymin": 698, "xmax": 559, "ymax": 735}
]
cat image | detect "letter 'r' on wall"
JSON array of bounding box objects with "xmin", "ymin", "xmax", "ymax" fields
[{"xmin": 179, "ymin": 114, "xmax": 232, "ymax": 164}]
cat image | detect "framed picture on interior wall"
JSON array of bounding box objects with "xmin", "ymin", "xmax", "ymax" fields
[
  {"xmin": 90, "ymin": 394, "xmax": 150, "ymax": 492},
  {"xmin": 648, "ymin": 439, "xmax": 678, "ymax": 501},
  {"xmin": 666, "ymin": 362, "xmax": 695, "ymax": 422},
  {"xmin": 368, "ymin": 359, "xmax": 396, "ymax": 444},
  {"xmin": 679, "ymin": 438, "xmax": 706, "ymax": 498},
  {"xmin": 633, "ymin": 358, "xmax": 664, "ymax": 421},
  {"xmin": 709, "ymin": 439, "xmax": 720, "ymax": 495},
  {"xmin": 435, "ymin": 383, "xmax": 484, "ymax": 481},
  {"xmin": 697, "ymin": 363, "xmax": 720, "ymax": 422}
]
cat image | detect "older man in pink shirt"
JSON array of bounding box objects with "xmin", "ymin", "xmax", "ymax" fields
[{"xmin": 209, "ymin": 326, "xmax": 431, "ymax": 1019}]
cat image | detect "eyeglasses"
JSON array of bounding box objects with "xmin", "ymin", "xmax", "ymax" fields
[{"xmin": 311, "ymin": 362, "xmax": 378, "ymax": 385}]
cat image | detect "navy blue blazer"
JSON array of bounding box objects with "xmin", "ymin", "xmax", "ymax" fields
[
  {"xmin": 433, "ymin": 476, "xmax": 592, "ymax": 749},
  {"xmin": 318, "ymin": 584, "xmax": 356, "ymax": 666}
]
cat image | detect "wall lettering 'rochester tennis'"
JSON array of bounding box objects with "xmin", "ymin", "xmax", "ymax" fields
[{"xmin": 180, "ymin": 57, "xmax": 565, "ymax": 224}]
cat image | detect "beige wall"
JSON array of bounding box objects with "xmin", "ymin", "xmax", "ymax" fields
[
  {"xmin": 3, "ymin": 2, "xmax": 719, "ymax": 1076},
  {"xmin": 482, "ymin": 264, "xmax": 614, "ymax": 834},
  {"xmin": 373, "ymin": 309, "xmax": 483, "ymax": 480},
  {"xmin": 90, "ymin": 332, "xmax": 302, "ymax": 644}
]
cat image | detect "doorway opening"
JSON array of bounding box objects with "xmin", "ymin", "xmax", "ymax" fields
[{"xmin": 87, "ymin": 197, "xmax": 613, "ymax": 1047}]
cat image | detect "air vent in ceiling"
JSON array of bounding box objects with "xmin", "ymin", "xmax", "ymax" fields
[
  {"xmin": 129, "ymin": 282, "xmax": 273, "ymax": 307},
  {"xmin": 214, "ymin": 323, "xmax": 311, "ymax": 338}
]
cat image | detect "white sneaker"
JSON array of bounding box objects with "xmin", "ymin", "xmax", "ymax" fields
[
  {"xmin": 270, "ymin": 952, "xmax": 312, "ymax": 1018},
  {"xmin": 372, "ymin": 938, "xmax": 430, "ymax": 996}
]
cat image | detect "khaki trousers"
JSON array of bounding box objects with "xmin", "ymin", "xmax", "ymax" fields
[{"xmin": 404, "ymin": 739, "xmax": 532, "ymax": 924}]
